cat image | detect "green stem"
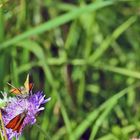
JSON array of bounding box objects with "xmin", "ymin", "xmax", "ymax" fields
[{"xmin": 0, "ymin": 109, "xmax": 8, "ymax": 140}]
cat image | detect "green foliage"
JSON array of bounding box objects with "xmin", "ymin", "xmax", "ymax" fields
[{"xmin": 0, "ymin": 0, "xmax": 140, "ymax": 139}]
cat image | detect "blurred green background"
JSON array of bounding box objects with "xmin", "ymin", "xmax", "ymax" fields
[{"xmin": 0, "ymin": 0, "xmax": 140, "ymax": 139}]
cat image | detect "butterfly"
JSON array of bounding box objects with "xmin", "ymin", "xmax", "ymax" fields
[
  {"xmin": 7, "ymin": 74, "xmax": 33, "ymax": 97},
  {"xmin": 5, "ymin": 110, "xmax": 28, "ymax": 133}
]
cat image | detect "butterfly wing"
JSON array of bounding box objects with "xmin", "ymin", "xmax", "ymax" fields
[
  {"xmin": 14, "ymin": 120, "xmax": 24, "ymax": 133},
  {"xmin": 29, "ymin": 83, "xmax": 33, "ymax": 91},
  {"xmin": 13, "ymin": 114, "xmax": 26, "ymax": 133},
  {"xmin": 6, "ymin": 114, "xmax": 21, "ymax": 129},
  {"xmin": 24, "ymin": 74, "xmax": 29, "ymax": 92},
  {"xmin": 10, "ymin": 88, "xmax": 21, "ymax": 94},
  {"xmin": 6, "ymin": 111, "xmax": 27, "ymax": 133},
  {"xmin": 7, "ymin": 83, "xmax": 21, "ymax": 95},
  {"xmin": 24, "ymin": 74, "xmax": 33, "ymax": 94}
]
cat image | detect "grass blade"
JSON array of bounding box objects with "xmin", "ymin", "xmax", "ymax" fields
[
  {"xmin": 88, "ymin": 16, "xmax": 137, "ymax": 63},
  {"xmin": 89, "ymin": 100, "xmax": 117, "ymax": 140},
  {"xmin": 73, "ymin": 83, "xmax": 139, "ymax": 139},
  {"xmin": 95, "ymin": 64, "xmax": 140, "ymax": 79},
  {"xmin": 0, "ymin": 1, "xmax": 114, "ymax": 49}
]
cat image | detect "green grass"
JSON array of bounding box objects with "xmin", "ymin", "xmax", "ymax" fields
[{"xmin": 0, "ymin": 0, "xmax": 140, "ymax": 139}]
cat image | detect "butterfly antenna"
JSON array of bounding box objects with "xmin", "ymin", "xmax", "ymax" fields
[{"xmin": 7, "ymin": 82, "xmax": 17, "ymax": 89}]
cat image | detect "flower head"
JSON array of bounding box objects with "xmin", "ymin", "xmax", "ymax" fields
[
  {"xmin": 2, "ymin": 91, "xmax": 51, "ymax": 140},
  {"xmin": 0, "ymin": 92, "xmax": 15, "ymax": 108}
]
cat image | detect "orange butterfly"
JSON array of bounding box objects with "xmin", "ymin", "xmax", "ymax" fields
[
  {"xmin": 7, "ymin": 74, "xmax": 33, "ymax": 97},
  {"xmin": 5, "ymin": 110, "xmax": 28, "ymax": 133}
]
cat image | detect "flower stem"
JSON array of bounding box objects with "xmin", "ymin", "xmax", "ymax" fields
[{"xmin": 0, "ymin": 109, "xmax": 8, "ymax": 140}]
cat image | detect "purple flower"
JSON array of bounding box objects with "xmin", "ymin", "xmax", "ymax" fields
[{"xmin": 2, "ymin": 92, "xmax": 51, "ymax": 140}]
